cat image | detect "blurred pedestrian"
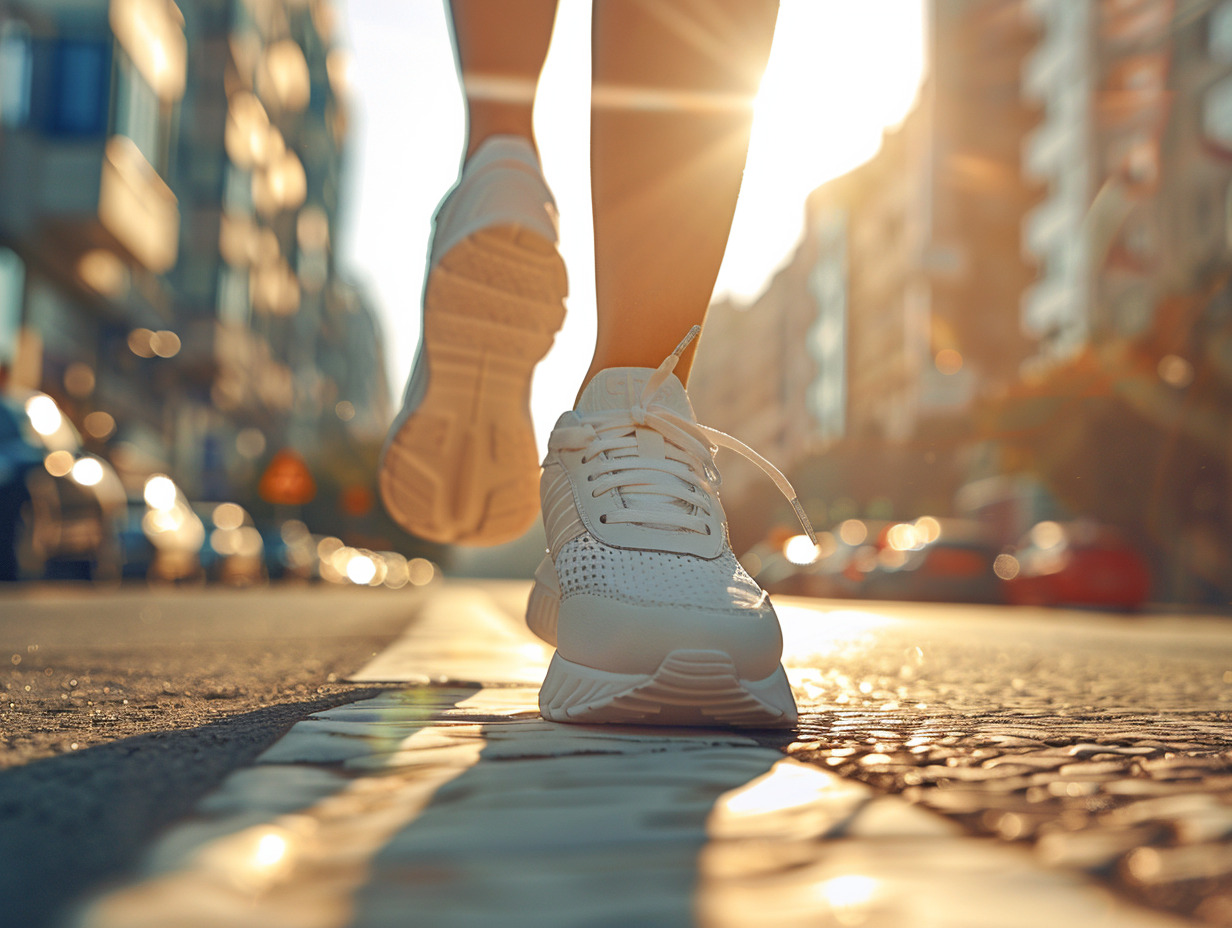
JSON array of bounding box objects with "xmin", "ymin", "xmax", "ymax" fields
[{"xmin": 379, "ymin": 0, "xmax": 812, "ymax": 728}]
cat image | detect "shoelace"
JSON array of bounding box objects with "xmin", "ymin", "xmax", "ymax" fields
[{"xmin": 551, "ymin": 327, "xmax": 817, "ymax": 542}]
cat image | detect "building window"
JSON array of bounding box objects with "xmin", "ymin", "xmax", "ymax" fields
[
  {"xmin": 0, "ymin": 247, "xmax": 25, "ymax": 367},
  {"xmin": 1223, "ymin": 180, "xmax": 1232, "ymax": 251},
  {"xmin": 48, "ymin": 38, "xmax": 111, "ymax": 136},
  {"xmin": 112, "ymin": 47, "xmax": 164, "ymax": 170},
  {"xmin": 0, "ymin": 21, "xmax": 33, "ymax": 127},
  {"xmin": 1212, "ymin": 1, "xmax": 1232, "ymax": 62},
  {"xmin": 1204, "ymin": 75, "xmax": 1232, "ymax": 148},
  {"xmin": 217, "ymin": 266, "xmax": 251, "ymax": 326}
]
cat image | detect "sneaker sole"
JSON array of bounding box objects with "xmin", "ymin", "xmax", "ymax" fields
[
  {"xmin": 538, "ymin": 649, "xmax": 797, "ymax": 729},
  {"xmin": 379, "ymin": 225, "xmax": 567, "ymax": 546}
]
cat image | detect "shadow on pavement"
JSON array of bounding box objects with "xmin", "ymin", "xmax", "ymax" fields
[{"xmin": 0, "ymin": 688, "xmax": 393, "ymax": 928}]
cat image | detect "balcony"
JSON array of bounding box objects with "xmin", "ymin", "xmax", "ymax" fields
[
  {"xmin": 0, "ymin": 3, "xmax": 184, "ymax": 281},
  {"xmin": 99, "ymin": 135, "xmax": 179, "ymax": 273}
]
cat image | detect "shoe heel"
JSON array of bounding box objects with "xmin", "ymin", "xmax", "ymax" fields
[
  {"xmin": 433, "ymin": 162, "xmax": 562, "ymax": 261},
  {"xmin": 525, "ymin": 556, "xmax": 560, "ymax": 645}
]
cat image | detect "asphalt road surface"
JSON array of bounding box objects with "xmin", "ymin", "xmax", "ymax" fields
[
  {"xmin": 3, "ymin": 583, "xmax": 1232, "ymax": 928},
  {"xmin": 0, "ymin": 583, "xmax": 420, "ymax": 928}
]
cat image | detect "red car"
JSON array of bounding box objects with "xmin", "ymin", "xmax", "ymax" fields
[{"xmin": 1002, "ymin": 521, "xmax": 1151, "ymax": 610}]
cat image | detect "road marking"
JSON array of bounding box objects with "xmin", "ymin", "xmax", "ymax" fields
[
  {"xmin": 349, "ymin": 583, "xmax": 552, "ymax": 686},
  {"xmin": 72, "ymin": 583, "xmax": 1192, "ymax": 928}
]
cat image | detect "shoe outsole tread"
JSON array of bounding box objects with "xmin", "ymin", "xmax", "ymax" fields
[
  {"xmin": 379, "ymin": 224, "xmax": 567, "ymax": 546},
  {"xmin": 439, "ymin": 227, "xmax": 567, "ymax": 301}
]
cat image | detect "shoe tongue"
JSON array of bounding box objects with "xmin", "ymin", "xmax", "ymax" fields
[
  {"xmin": 575, "ymin": 367, "xmax": 694, "ymax": 420},
  {"xmin": 575, "ymin": 367, "xmax": 702, "ymax": 531}
]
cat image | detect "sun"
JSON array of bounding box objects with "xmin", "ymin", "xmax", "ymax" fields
[{"xmin": 718, "ymin": 0, "xmax": 927, "ymax": 298}]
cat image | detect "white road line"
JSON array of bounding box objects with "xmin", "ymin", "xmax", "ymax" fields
[{"xmin": 70, "ymin": 583, "xmax": 1193, "ymax": 928}]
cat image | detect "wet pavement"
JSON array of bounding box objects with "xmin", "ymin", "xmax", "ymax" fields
[{"xmin": 59, "ymin": 582, "xmax": 1232, "ymax": 927}]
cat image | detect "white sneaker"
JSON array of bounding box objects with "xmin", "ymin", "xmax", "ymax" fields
[
  {"xmin": 379, "ymin": 136, "xmax": 568, "ymax": 546},
  {"xmin": 526, "ymin": 328, "xmax": 813, "ymax": 728}
]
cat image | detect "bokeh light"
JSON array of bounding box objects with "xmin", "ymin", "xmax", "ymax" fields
[
  {"xmin": 70, "ymin": 457, "xmax": 104, "ymax": 487},
  {"xmin": 43, "ymin": 450, "xmax": 74, "ymax": 478},
  {"xmin": 144, "ymin": 474, "xmax": 178, "ymax": 511},
  {"xmin": 25, "ymin": 395, "xmax": 63, "ymax": 436},
  {"xmin": 784, "ymin": 533, "xmax": 821, "ymax": 565}
]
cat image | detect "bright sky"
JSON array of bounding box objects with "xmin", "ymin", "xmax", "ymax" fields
[{"xmin": 338, "ymin": 0, "xmax": 926, "ymax": 449}]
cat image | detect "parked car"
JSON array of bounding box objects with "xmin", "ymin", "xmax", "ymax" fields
[
  {"xmin": 862, "ymin": 535, "xmax": 1005, "ymax": 604},
  {"xmin": 260, "ymin": 518, "xmax": 319, "ymax": 581},
  {"xmin": 122, "ymin": 477, "xmax": 273, "ymax": 586},
  {"xmin": 0, "ymin": 391, "xmax": 125, "ymax": 581},
  {"xmin": 195, "ymin": 501, "xmax": 266, "ymax": 586},
  {"xmin": 117, "ymin": 500, "xmax": 158, "ymax": 581},
  {"xmin": 861, "ymin": 518, "xmax": 1005, "ymax": 604},
  {"xmin": 130, "ymin": 474, "xmax": 207, "ymax": 583},
  {"xmin": 751, "ymin": 520, "xmax": 894, "ymax": 600},
  {"xmin": 1002, "ymin": 520, "xmax": 1151, "ymax": 610}
]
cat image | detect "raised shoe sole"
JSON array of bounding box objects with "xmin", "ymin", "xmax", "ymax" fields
[
  {"xmin": 379, "ymin": 225, "xmax": 567, "ymax": 546},
  {"xmin": 526, "ymin": 556, "xmax": 797, "ymax": 727},
  {"xmin": 538, "ymin": 648, "xmax": 798, "ymax": 729}
]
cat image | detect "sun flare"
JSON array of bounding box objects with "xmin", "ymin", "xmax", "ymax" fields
[
  {"xmin": 341, "ymin": 0, "xmax": 927, "ymax": 443},
  {"xmin": 720, "ymin": 0, "xmax": 927, "ymax": 297}
]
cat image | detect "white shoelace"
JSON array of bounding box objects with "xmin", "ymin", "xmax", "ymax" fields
[{"xmin": 550, "ymin": 327, "xmax": 816, "ymax": 542}]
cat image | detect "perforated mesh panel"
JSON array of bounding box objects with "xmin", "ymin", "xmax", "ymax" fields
[{"xmin": 554, "ymin": 532, "xmax": 768, "ymax": 612}]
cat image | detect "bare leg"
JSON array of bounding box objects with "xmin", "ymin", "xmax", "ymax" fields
[
  {"xmin": 379, "ymin": 1, "xmax": 565, "ymax": 546},
  {"xmin": 584, "ymin": 0, "xmax": 778, "ymax": 389},
  {"xmin": 449, "ymin": 0, "xmax": 560, "ymax": 157}
]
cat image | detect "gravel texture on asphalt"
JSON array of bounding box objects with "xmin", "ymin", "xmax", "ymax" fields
[
  {"xmin": 0, "ymin": 583, "xmax": 417, "ymax": 928},
  {"xmin": 4, "ymin": 585, "xmax": 1232, "ymax": 928},
  {"xmin": 769, "ymin": 598, "xmax": 1232, "ymax": 927}
]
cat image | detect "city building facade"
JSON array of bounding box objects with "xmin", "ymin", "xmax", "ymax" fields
[
  {"xmin": 694, "ymin": 0, "xmax": 1039, "ymax": 543},
  {"xmin": 0, "ymin": 0, "xmax": 188, "ymax": 476},
  {"xmin": 695, "ymin": 0, "xmax": 1232, "ymax": 598},
  {"xmin": 0, "ymin": 0, "xmax": 390, "ymax": 525}
]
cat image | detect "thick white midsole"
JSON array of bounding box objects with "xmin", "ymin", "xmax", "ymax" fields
[{"xmin": 538, "ymin": 648, "xmax": 797, "ymax": 729}]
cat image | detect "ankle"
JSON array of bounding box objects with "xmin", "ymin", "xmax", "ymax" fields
[
  {"xmin": 465, "ymin": 101, "xmax": 538, "ymax": 159},
  {"xmin": 577, "ymin": 354, "xmax": 696, "ymax": 404}
]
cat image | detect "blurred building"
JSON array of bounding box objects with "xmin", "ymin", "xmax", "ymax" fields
[
  {"xmin": 170, "ymin": 0, "xmax": 387, "ymax": 498},
  {"xmin": 1019, "ymin": 0, "xmax": 1096, "ymax": 360},
  {"xmin": 0, "ymin": 0, "xmax": 187, "ymax": 474},
  {"xmin": 693, "ymin": 0, "xmax": 1040, "ymax": 542},
  {"xmin": 697, "ymin": 0, "xmax": 1232, "ymax": 597},
  {"xmin": 1014, "ymin": 0, "xmax": 1232, "ymax": 358},
  {"xmin": 0, "ymin": 0, "xmax": 390, "ymax": 513},
  {"xmin": 817, "ymin": 0, "xmax": 1040, "ymax": 445},
  {"xmin": 1010, "ymin": 0, "xmax": 1232, "ymax": 598}
]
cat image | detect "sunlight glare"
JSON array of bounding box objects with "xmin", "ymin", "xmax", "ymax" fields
[
  {"xmin": 341, "ymin": 1, "xmax": 926, "ymax": 453},
  {"xmin": 719, "ymin": 760, "xmax": 835, "ymax": 817},
  {"xmin": 719, "ymin": 0, "xmax": 926, "ymax": 298},
  {"xmin": 778, "ymin": 604, "xmax": 897, "ymax": 668},
  {"xmin": 817, "ymin": 874, "xmax": 881, "ymax": 918},
  {"xmin": 253, "ymin": 832, "xmax": 288, "ymax": 869}
]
